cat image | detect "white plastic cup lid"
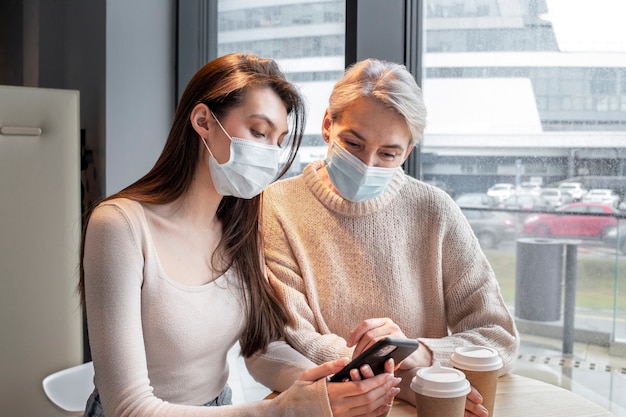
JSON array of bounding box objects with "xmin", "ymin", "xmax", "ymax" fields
[
  {"xmin": 450, "ymin": 346, "xmax": 503, "ymax": 372},
  {"xmin": 410, "ymin": 363, "xmax": 471, "ymax": 398}
]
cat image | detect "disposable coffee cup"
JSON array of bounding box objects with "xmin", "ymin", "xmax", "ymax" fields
[
  {"xmin": 410, "ymin": 362, "xmax": 470, "ymax": 417},
  {"xmin": 450, "ymin": 346, "xmax": 503, "ymax": 417}
]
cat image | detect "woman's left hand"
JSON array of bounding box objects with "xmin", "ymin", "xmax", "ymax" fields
[{"xmin": 299, "ymin": 358, "xmax": 401, "ymax": 417}]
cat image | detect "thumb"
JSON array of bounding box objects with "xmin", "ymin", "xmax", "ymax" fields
[{"xmin": 299, "ymin": 358, "xmax": 350, "ymax": 382}]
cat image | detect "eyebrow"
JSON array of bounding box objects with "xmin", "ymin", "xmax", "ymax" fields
[
  {"xmin": 347, "ymin": 128, "xmax": 406, "ymax": 152},
  {"xmin": 249, "ymin": 113, "xmax": 290, "ymax": 136}
]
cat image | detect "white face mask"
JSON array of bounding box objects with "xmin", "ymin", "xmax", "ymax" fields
[
  {"xmin": 201, "ymin": 112, "xmax": 281, "ymax": 199},
  {"xmin": 325, "ymin": 141, "xmax": 399, "ymax": 202}
]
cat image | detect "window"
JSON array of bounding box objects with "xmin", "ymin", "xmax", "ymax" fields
[
  {"xmin": 423, "ymin": 3, "xmax": 626, "ymax": 409},
  {"xmin": 216, "ymin": 0, "xmax": 346, "ymax": 175},
  {"xmin": 177, "ymin": 1, "xmax": 626, "ymax": 411}
]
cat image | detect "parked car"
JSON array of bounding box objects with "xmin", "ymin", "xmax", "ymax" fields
[
  {"xmin": 462, "ymin": 209, "xmax": 517, "ymax": 249},
  {"xmin": 498, "ymin": 194, "xmax": 551, "ymax": 211},
  {"xmin": 540, "ymin": 188, "xmax": 567, "ymax": 208},
  {"xmin": 523, "ymin": 202, "xmax": 618, "ymax": 239},
  {"xmin": 486, "ymin": 183, "xmax": 516, "ymax": 202},
  {"xmin": 517, "ymin": 182, "xmax": 542, "ymax": 196},
  {"xmin": 558, "ymin": 182, "xmax": 587, "ymax": 201},
  {"xmin": 582, "ymin": 188, "xmax": 621, "ymax": 208},
  {"xmin": 455, "ymin": 193, "xmax": 497, "ymax": 208}
]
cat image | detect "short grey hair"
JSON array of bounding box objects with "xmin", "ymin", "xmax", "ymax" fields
[{"xmin": 328, "ymin": 58, "xmax": 427, "ymax": 144}]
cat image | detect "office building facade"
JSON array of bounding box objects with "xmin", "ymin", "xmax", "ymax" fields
[{"xmin": 216, "ymin": 0, "xmax": 626, "ymax": 193}]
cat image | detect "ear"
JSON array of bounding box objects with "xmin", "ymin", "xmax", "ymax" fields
[
  {"xmin": 190, "ymin": 103, "xmax": 212, "ymax": 138},
  {"xmin": 321, "ymin": 108, "xmax": 332, "ymax": 144}
]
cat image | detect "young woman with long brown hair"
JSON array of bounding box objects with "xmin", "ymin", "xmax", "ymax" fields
[{"xmin": 79, "ymin": 53, "xmax": 400, "ymax": 417}]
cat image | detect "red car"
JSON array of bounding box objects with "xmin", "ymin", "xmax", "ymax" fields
[{"xmin": 523, "ymin": 202, "xmax": 618, "ymax": 238}]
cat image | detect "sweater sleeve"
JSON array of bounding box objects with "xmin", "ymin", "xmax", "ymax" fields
[
  {"xmin": 416, "ymin": 200, "xmax": 519, "ymax": 375},
  {"xmin": 245, "ymin": 340, "xmax": 316, "ymax": 392},
  {"xmin": 83, "ymin": 203, "xmax": 333, "ymax": 417},
  {"xmin": 262, "ymin": 200, "xmax": 354, "ymax": 365}
]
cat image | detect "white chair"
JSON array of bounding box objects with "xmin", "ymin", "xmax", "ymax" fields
[{"xmin": 42, "ymin": 361, "xmax": 95, "ymax": 416}]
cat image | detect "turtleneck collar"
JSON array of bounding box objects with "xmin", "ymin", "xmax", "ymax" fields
[{"xmin": 302, "ymin": 160, "xmax": 407, "ymax": 216}]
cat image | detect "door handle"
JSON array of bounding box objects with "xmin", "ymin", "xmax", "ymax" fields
[{"xmin": 0, "ymin": 126, "xmax": 43, "ymax": 136}]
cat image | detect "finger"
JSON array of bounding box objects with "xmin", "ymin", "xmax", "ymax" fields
[
  {"xmin": 351, "ymin": 394, "xmax": 397, "ymax": 417},
  {"xmin": 465, "ymin": 386, "xmax": 488, "ymax": 417},
  {"xmin": 352, "ymin": 322, "xmax": 406, "ymax": 357},
  {"xmin": 346, "ymin": 318, "xmax": 389, "ymax": 347},
  {"xmin": 467, "ymin": 386, "xmax": 483, "ymax": 405},
  {"xmin": 353, "ymin": 337, "xmax": 378, "ymax": 359},
  {"xmin": 350, "ymin": 367, "xmax": 362, "ymax": 381},
  {"xmin": 464, "ymin": 401, "xmax": 488, "ymax": 417},
  {"xmin": 328, "ymin": 374, "xmax": 401, "ymax": 416},
  {"xmin": 346, "ymin": 379, "xmax": 401, "ymax": 416},
  {"xmin": 300, "ymin": 358, "xmax": 349, "ymax": 382},
  {"xmin": 384, "ymin": 358, "xmax": 395, "ymax": 374},
  {"xmin": 359, "ymin": 364, "xmax": 374, "ymax": 379},
  {"xmin": 370, "ymin": 402, "xmax": 394, "ymax": 417}
]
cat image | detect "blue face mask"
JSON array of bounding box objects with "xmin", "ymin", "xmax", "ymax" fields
[{"xmin": 325, "ymin": 141, "xmax": 399, "ymax": 202}]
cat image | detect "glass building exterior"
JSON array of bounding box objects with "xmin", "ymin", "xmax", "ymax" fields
[
  {"xmin": 421, "ymin": 0, "xmax": 626, "ymax": 193},
  {"xmin": 216, "ymin": 0, "xmax": 626, "ymax": 194},
  {"xmin": 217, "ymin": 0, "xmax": 346, "ymax": 171}
]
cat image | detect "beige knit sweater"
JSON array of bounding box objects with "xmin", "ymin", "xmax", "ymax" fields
[{"xmin": 254, "ymin": 160, "xmax": 519, "ymax": 401}]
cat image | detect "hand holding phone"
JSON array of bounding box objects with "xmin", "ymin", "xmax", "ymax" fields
[{"xmin": 329, "ymin": 337, "xmax": 419, "ymax": 382}]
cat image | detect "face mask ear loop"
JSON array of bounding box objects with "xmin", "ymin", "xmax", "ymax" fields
[
  {"xmin": 203, "ymin": 111, "xmax": 231, "ymax": 164},
  {"xmin": 210, "ymin": 111, "xmax": 233, "ymax": 142},
  {"xmin": 200, "ymin": 136, "xmax": 214, "ymax": 158}
]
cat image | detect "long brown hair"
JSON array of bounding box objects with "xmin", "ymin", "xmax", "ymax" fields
[{"xmin": 79, "ymin": 53, "xmax": 306, "ymax": 356}]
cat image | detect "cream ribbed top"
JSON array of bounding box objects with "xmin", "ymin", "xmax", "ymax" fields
[{"xmin": 83, "ymin": 198, "xmax": 332, "ymax": 417}]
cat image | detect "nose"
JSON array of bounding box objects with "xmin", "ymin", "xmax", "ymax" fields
[{"xmin": 358, "ymin": 151, "xmax": 377, "ymax": 167}]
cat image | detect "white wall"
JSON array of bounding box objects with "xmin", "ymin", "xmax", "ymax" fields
[
  {"xmin": 0, "ymin": 2, "xmax": 177, "ymax": 415},
  {"xmin": 105, "ymin": 0, "xmax": 176, "ymax": 195},
  {"xmin": 0, "ymin": 85, "xmax": 82, "ymax": 417}
]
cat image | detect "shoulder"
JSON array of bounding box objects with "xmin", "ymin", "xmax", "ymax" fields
[
  {"xmin": 83, "ymin": 199, "xmax": 149, "ymax": 266},
  {"xmin": 91, "ymin": 197, "xmax": 143, "ymax": 223},
  {"xmin": 263, "ymin": 173, "xmax": 308, "ymax": 211},
  {"xmin": 265, "ymin": 173, "xmax": 305, "ymax": 196},
  {"xmin": 88, "ymin": 198, "xmax": 146, "ymax": 241},
  {"xmin": 403, "ymin": 177, "xmax": 460, "ymax": 211}
]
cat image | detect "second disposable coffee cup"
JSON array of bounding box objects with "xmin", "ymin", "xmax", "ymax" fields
[
  {"xmin": 410, "ymin": 362, "xmax": 470, "ymax": 417},
  {"xmin": 450, "ymin": 346, "xmax": 503, "ymax": 417}
]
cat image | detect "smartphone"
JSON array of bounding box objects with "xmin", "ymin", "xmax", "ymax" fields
[{"xmin": 328, "ymin": 337, "xmax": 419, "ymax": 382}]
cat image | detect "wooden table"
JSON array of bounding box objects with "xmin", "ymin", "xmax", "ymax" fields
[{"xmin": 388, "ymin": 373, "xmax": 616, "ymax": 416}]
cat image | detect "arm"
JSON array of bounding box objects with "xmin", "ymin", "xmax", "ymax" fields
[
  {"xmin": 418, "ymin": 204, "xmax": 519, "ymax": 374},
  {"xmin": 353, "ymin": 199, "xmax": 517, "ymax": 371},
  {"xmin": 84, "ymin": 203, "xmax": 157, "ymax": 417},
  {"xmin": 267, "ymin": 262, "xmax": 354, "ymax": 362},
  {"xmin": 245, "ymin": 340, "xmax": 316, "ymax": 392},
  {"xmin": 262, "ymin": 200, "xmax": 354, "ymax": 363},
  {"xmin": 83, "ymin": 204, "xmax": 332, "ymax": 417},
  {"xmin": 343, "ymin": 199, "xmax": 518, "ymax": 415}
]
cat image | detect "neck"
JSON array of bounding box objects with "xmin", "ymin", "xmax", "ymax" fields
[{"xmin": 155, "ymin": 163, "xmax": 222, "ymax": 230}]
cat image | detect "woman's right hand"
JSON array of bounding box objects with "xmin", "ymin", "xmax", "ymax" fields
[{"xmin": 299, "ymin": 358, "xmax": 401, "ymax": 417}]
